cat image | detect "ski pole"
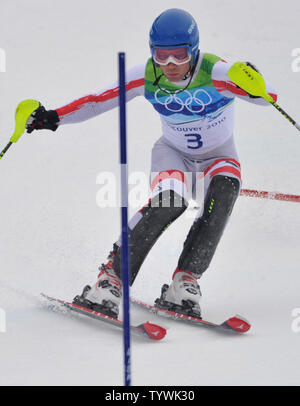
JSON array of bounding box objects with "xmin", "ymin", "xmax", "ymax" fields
[
  {"xmin": 227, "ymin": 62, "xmax": 300, "ymax": 131},
  {"xmin": 118, "ymin": 52, "xmax": 131, "ymax": 387},
  {"xmin": 192, "ymin": 188, "xmax": 300, "ymax": 210},
  {"xmin": 0, "ymin": 99, "xmax": 40, "ymax": 160},
  {"xmin": 240, "ymin": 188, "xmax": 300, "ymax": 203}
]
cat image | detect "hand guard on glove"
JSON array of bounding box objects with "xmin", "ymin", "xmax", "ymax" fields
[
  {"xmin": 26, "ymin": 104, "xmax": 60, "ymax": 133},
  {"xmin": 237, "ymin": 61, "xmax": 261, "ymax": 99}
]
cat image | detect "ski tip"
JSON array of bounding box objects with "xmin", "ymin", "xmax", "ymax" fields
[
  {"xmin": 139, "ymin": 321, "xmax": 167, "ymax": 340},
  {"xmin": 223, "ymin": 315, "xmax": 251, "ymax": 333}
]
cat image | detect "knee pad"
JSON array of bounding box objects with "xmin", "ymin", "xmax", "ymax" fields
[{"xmin": 205, "ymin": 175, "xmax": 240, "ymax": 217}]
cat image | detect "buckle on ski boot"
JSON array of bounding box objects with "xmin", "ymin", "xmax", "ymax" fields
[
  {"xmin": 73, "ymin": 285, "xmax": 119, "ymax": 319},
  {"xmin": 154, "ymin": 284, "xmax": 202, "ymax": 319}
]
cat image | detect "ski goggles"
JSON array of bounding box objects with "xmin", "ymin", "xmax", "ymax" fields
[{"xmin": 152, "ymin": 46, "xmax": 192, "ymax": 66}]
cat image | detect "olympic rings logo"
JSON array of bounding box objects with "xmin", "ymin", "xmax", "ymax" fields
[{"xmin": 154, "ymin": 89, "xmax": 213, "ymax": 113}]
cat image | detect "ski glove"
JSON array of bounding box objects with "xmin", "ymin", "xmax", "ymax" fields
[{"xmin": 26, "ymin": 104, "xmax": 60, "ymax": 133}]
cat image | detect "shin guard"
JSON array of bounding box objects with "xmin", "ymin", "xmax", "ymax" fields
[
  {"xmin": 114, "ymin": 190, "xmax": 188, "ymax": 285},
  {"xmin": 177, "ymin": 175, "xmax": 240, "ymax": 276}
]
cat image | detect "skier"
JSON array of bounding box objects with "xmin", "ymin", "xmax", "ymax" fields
[{"xmin": 26, "ymin": 8, "xmax": 277, "ymax": 319}]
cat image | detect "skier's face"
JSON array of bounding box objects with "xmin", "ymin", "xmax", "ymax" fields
[{"xmin": 159, "ymin": 61, "xmax": 191, "ymax": 82}]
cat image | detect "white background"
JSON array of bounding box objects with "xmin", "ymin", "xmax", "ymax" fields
[{"xmin": 0, "ymin": 0, "xmax": 299, "ymax": 386}]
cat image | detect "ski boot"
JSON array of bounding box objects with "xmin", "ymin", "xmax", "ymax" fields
[
  {"xmin": 73, "ymin": 247, "xmax": 122, "ymax": 319},
  {"xmin": 155, "ymin": 269, "xmax": 202, "ymax": 318}
]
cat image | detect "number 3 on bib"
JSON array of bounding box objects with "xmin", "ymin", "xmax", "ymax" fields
[{"xmin": 185, "ymin": 133, "xmax": 203, "ymax": 149}]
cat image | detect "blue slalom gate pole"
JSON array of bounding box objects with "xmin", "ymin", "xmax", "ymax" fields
[{"xmin": 118, "ymin": 52, "xmax": 131, "ymax": 386}]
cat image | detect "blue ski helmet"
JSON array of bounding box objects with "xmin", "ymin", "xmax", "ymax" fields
[{"xmin": 149, "ymin": 9, "xmax": 199, "ymax": 66}]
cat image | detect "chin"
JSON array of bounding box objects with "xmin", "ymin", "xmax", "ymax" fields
[{"xmin": 166, "ymin": 75, "xmax": 181, "ymax": 81}]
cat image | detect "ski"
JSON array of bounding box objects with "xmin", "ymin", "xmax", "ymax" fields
[
  {"xmin": 41, "ymin": 293, "xmax": 167, "ymax": 341},
  {"xmin": 130, "ymin": 297, "xmax": 251, "ymax": 334}
]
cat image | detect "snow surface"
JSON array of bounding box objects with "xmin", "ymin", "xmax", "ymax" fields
[{"xmin": 0, "ymin": 0, "xmax": 300, "ymax": 386}]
